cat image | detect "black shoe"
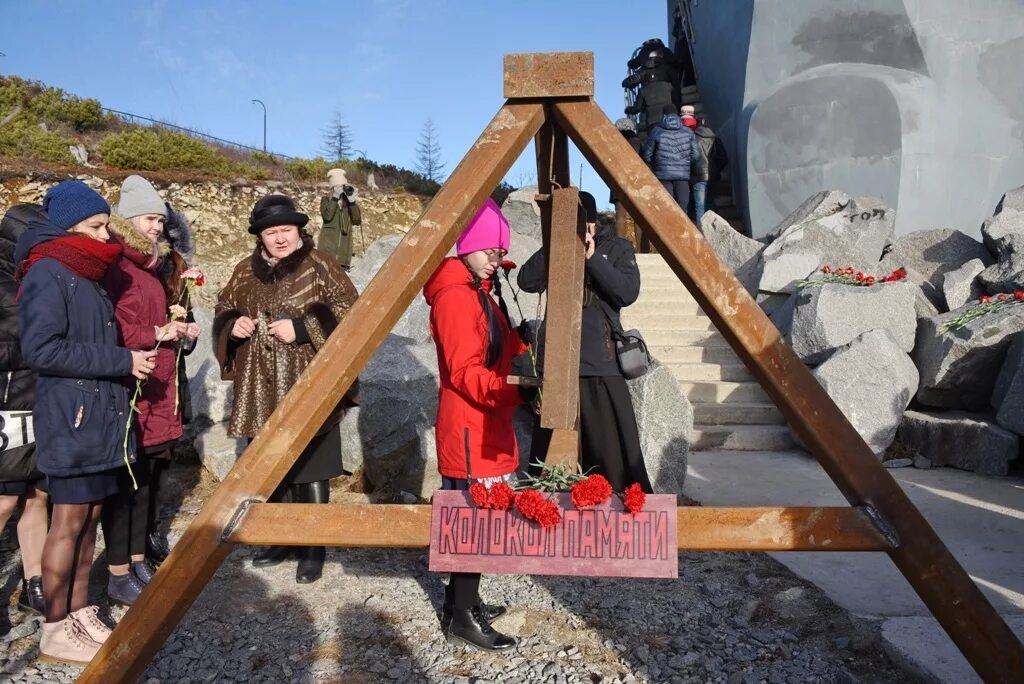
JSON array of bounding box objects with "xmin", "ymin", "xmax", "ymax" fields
[
  {"xmin": 146, "ymin": 532, "xmax": 171, "ymax": 564},
  {"xmin": 252, "ymin": 546, "xmax": 292, "ymax": 567},
  {"xmin": 441, "ymin": 584, "xmax": 507, "ymax": 628},
  {"xmin": 17, "ymin": 576, "xmax": 44, "ymax": 615},
  {"xmin": 446, "ymin": 607, "xmax": 517, "ymax": 651},
  {"xmin": 296, "ymin": 546, "xmax": 325, "ymax": 584}
]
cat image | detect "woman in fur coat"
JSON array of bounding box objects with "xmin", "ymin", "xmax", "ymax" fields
[
  {"xmin": 100, "ymin": 175, "xmax": 200, "ymax": 606},
  {"xmin": 213, "ymin": 194, "xmax": 358, "ymax": 584}
]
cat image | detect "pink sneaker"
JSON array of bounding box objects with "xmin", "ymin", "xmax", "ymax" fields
[
  {"xmin": 69, "ymin": 605, "xmax": 113, "ymax": 644},
  {"xmin": 38, "ymin": 618, "xmax": 100, "ymax": 665}
]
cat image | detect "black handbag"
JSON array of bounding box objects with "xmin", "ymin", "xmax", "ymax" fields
[{"xmin": 594, "ymin": 298, "xmax": 651, "ymax": 380}]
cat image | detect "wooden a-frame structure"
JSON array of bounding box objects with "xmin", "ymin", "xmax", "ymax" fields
[{"xmin": 81, "ymin": 53, "xmax": 1023, "ymax": 683}]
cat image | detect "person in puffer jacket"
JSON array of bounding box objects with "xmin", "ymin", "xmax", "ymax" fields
[
  {"xmin": 642, "ymin": 103, "xmax": 701, "ymax": 211},
  {"xmin": 423, "ymin": 198, "xmax": 528, "ymax": 652}
]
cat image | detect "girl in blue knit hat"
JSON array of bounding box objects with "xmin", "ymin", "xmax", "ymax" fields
[{"xmin": 16, "ymin": 180, "xmax": 157, "ymax": 664}]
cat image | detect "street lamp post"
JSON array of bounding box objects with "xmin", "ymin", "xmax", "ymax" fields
[{"xmin": 251, "ymin": 99, "xmax": 266, "ymax": 152}]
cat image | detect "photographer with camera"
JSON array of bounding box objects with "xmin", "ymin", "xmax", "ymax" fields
[{"xmin": 318, "ymin": 168, "xmax": 362, "ymax": 270}]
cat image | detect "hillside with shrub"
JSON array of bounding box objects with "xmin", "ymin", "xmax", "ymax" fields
[{"xmin": 0, "ymin": 74, "xmax": 475, "ymax": 198}]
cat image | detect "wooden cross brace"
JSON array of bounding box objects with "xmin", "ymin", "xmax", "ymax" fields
[{"xmin": 80, "ymin": 53, "xmax": 1023, "ymax": 684}]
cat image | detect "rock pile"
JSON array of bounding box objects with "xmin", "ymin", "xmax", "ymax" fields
[{"xmin": 697, "ymin": 184, "xmax": 1024, "ymax": 474}]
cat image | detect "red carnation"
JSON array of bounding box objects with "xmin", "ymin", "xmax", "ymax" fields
[
  {"xmin": 623, "ymin": 483, "xmax": 647, "ymax": 515},
  {"xmin": 535, "ymin": 500, "xmax": 563, "ymax": 528},
  {"xmin": 855, "ymin": 272, "xmax": 864, "ymax": 282},
  {"xmin": 488, "ymin": 482, "xmax": 516, "ymax": 510},
  {"xmin": 980, "ymin": 295, "xmax": 992, "ymax": 304},
  {"xmin": 570, "ymin": 474, "xmax": 613, "ymax": 509},
  {"xmin": 1016, "ymin": 291, "xmax": 1024, "ymax": 301},
  {"xmin": 500, "ymin": 259, "xmax": 518, "ymax": 272},
  {"xmin": 896, "ymin": 269, "xmax": 907, "ymax": 279},
  {"xmin": 821, "ymin": 265, "xmax": 831, "ymax": 274},
  {"xmin": 845, "ymin": 267, "xmax": 855, "ymax": 275},
  {"xmin": 998, "ymin": 293, "xmax": 1009, "ymax": 301},
  {"xmin": 469, "ymin": 482, "xmax": 490, "ymax": 508},
  {"xmin": 865, "ymin": 276, "xmax": 876, "ymax": 285},
  {"xmin": 515, "ymin": 489, "xmax": 545, "ymax": 518}
]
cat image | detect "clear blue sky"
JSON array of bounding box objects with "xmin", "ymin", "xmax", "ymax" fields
[{"xmin": 0, "ymin": 0, "xmax": 667, "ymax": 204}]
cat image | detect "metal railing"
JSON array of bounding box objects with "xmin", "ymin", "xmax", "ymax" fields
[{"xmin": 102, "ymin": 107, "xmax": 294, "ymax": 160}]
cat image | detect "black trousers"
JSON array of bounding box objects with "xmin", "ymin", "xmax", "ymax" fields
[
  {"xmin": 661, "ymin": 179, "xmax": 691, "ymax": 213},
  {"xmin": 441, "ymin": 476, "xmax": 481, "ymax": 610},
  {"xmin": 101, "ymin": 450, "xmax": 154, "ymax": 566},
  {"xmin": 530, "ymin": 376, "xmax": 653, "ymax": 493}
]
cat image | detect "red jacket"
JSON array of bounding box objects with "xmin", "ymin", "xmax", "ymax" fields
[
  {"xmin": 104, "ymin": 238, "xmax": 183, "ymax": 449},
  {"xmin": 424, "ymin": 258, "xmax": 527, "ymax": 480}
]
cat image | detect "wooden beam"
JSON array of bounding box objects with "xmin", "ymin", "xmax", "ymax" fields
[
  {"xmin": 80, "ymin": 100, "xmax": 546, "ymax": 684},
  {"xmin": 552, "ymin": 98, "xmax": 1024, "ymax": 684},
  {"xmin": 543, "ymin": 428, "xmax": 580, "ymax": 469},
  {"xmin": 503, "ymin": 52, "xmax": 594, "ymax": 98},
  {"xmin": 227, "ymin": 504, "xmax": 892, "ymax": 552},
  {"xmin": 540, "ymin": 186, "xmax": 585, "ymax": 432}
]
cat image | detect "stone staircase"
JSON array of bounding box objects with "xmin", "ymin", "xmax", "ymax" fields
[{"xmin": 621, "ymin": 254, "xmax": 797, "ymax": 451}]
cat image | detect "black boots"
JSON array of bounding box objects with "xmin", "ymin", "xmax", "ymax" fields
[
  {"xmin": 145, "ymin": 532, "xmax": 171, "ymax": 565},
  {"xmin": 447, "ymin": 607, "xmax": 516, "ymax": 651},
  {"xmin": 441, "ymin": 583, "xmax": 507, "ymax": 630},
  {"xmin": 295, "ymin": 480, "xmax": 329, "ymax": 584},
  {"xmin": 252, "ymin": 545, "xmax": 293, "ymax": 567},
  {"xmin": 18, "ymin": 575, "xmax": 44, "ymax": 615}
]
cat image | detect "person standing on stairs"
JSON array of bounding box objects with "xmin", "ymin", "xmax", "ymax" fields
[
  {"xmin": 213, "ymin": 194, "xmax": 359, "ymax": 585},
  {"xmin": 643, "ymin": 104, "xmax": 701, "ymax": 213},
  {"xmin": 423, "ymin": 198, "xmax": 528, "ymax": 651},
  {"xmin": 518, "ymin": 191, "xmax": 653, "ymax": 493}
]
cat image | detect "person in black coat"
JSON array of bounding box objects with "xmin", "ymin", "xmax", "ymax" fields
[
  {"xmin": 643, "ymin": 104, "xmax": 701, "ymax": 211},
  {"xmin": 0, "ymin": 204, "xmax": 49, "ymax": 616},
  {"xmin": 625, "ymin": 71, "xmax": 676, "ymax": 137},
  {"xmin": 517, "ymin": 192, "xmax": 653, "ymax": 492},
  {"xmin": 16, "ymin": 181, "xmax": 157, "ymax": 664}
]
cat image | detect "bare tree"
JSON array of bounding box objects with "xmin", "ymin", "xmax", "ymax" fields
[
  {"xmin": 321, "ymin": 112, "xmax": 353, "ymax": 161},
  {"xmin": 415, "ymin": 118, "xmax": 446, "ymax": 182}
]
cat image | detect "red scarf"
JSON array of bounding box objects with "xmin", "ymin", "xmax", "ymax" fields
[{"xmin": 17, "ymin": 235, "xmax": 124, "ymax": 289}]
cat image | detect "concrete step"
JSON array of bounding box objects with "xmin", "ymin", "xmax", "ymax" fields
[
  {"xmin": 623, "ymin": 299, "xmax": 703, "ymax": 316},
  {"xmin": 648, "ymin": 345, "xmax": 739, "ymax": 364},
  {"xmin": 681, "ymin": 381, "xmax": 770, "ymax": 403},
  {"xmin": 668, "ymin": 363, "xmax": 753, "ymax": 382},
  {"xmin": 621, "ymin": 315, "xmax": 715, "ymax": 332},
  {"xmin": 693, "ymin": 402, "xmax": 786, "ymax": 426},
  {"xmin": 644, "ymin": 330, "xmax": 728, "ymax": 348},
  {"xmin": 691, "ymin": 425, "xmax": 798, "ymax": 451}
]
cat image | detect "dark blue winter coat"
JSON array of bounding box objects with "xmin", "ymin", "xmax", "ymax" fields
[
  {"xmin": 642, "ymin": 114, "xmax": 701, "ymax": 181},
  {"xmin": 15, "ymin": 219, "xmax": 134, "ymax": 477}
]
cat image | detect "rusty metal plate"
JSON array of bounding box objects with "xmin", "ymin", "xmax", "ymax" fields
[{"xmin": 504, "ymin": 52, "xmax": 594, "ymax": 98}]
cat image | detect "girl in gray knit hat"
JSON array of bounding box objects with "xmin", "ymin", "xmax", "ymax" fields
[{"xmin": 100, "ymin": 175, "xmax": 200, "ymax": 607}]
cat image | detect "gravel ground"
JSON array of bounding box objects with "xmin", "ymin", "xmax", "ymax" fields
[{"xmin": 1, "ymin": 463, "xmax": 918, "ymax": 684}]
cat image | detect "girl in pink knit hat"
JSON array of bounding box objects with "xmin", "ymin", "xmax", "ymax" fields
[{"xmin": 422, "ymin": 197, "xmax": 528, "ymax": 650}]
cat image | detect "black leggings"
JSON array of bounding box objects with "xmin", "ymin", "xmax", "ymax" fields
[{"xmin": 101, "ymin": 450, "xmax": 154, "ymax": 565}]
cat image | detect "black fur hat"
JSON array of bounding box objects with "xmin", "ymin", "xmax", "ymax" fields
[{"xmin": 248, "ymin": 194, "xmax": 308, "ymax": 235}]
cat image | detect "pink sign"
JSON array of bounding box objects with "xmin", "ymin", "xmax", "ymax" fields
[{"xmin": 428, "ymin": 490, "xmax": 678, "ymax": 578}]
